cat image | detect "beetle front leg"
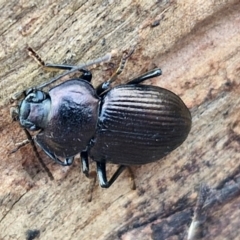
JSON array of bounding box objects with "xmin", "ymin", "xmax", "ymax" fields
[
  {"xmin": 96, "ymin": 162, "xmax": 127, "ymax": 188},
  {"xmin": 47, "ymin": 153, "xmax": 74, "ymax": 166},
  {"xmin": 36, "ymin": 141, "xmax": 74, "ymax": 166},
  {"xmin": 23, "ymin": 129, "xmax": 54, "ymax": 180}
]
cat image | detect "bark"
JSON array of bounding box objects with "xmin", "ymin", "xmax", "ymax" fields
[{"xmin": 0, "ymin": 0, "xmax": 240, "ymax": 239}]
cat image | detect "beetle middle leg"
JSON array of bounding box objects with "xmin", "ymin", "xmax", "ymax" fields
[
  {"xmin": 80, "ymin": 152, "xmax": 135, "ymax": 189},
  {"xmin": 127, "ymin": 68, "xmax": 162, "ymax": 85},
  {"xmin": 96, "ymin": 162, "xmax": 135, "ymax": 189}
]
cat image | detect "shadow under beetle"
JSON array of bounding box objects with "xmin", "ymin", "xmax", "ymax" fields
[{"xmin": 11, "ymin": 50, "xmax": 191, "ymax": 188}]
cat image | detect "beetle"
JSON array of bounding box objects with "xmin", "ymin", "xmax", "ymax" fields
[{"xmin": 11, "ymin": 50, "xmax": 191, "ymax": 188}]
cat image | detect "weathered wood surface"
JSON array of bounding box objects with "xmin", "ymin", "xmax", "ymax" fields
[{"xmin": 0, "ymin": 0, "xmax": 240, "ymax": 239}]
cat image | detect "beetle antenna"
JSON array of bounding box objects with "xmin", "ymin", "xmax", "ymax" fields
[
  {"xmin": 27, "ymin": 47, "xmax": 112, "ymax": 90},
  {"xmin": 23, "ymin": 128, "xmax": 54, "ymax": 180},
  {"xmin": 28, "ymin": 47, "xmax": 46, "ymax": 67},
  {"xmin": 95, "ymin": 48, "xmax": 135, "ymax": 95},
  {"xmin": 106, "ymin": 48, "xmax": 134, "ymax": 84},
  {"xmin": 38, "ymin": 53, "xmax": 112, "ymax": 89}
]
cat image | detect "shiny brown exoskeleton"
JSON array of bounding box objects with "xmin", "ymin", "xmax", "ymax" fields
[{"xmin": 12, "ymin": 53, "xmax": 191, "ymax": 188}]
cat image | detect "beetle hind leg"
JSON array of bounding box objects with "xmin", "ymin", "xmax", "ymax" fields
[
  {"xmin": 96, "ymin": 162, "xmax": 126, "ymax": 188},
  {"xmin": 96, "ymin": 162, "xmax": 135, "ymax": 189}
]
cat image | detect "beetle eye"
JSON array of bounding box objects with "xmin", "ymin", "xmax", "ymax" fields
[{"xmin": 25, "ymin": 90, "xmax": 48, "ymax": 103}]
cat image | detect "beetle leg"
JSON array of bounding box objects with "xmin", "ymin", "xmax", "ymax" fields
[
  {"xmin": 23, "ymin": 129, "xmax": 54, "ymax": 180},
  {"xmin": 81, "ymin": 151, "xmax": 90, "ymax": 176},
  {"xmin": 127, "ymin": 68, "xmax": 162, "ymax": 85},
  {"xmin": 96, "ymin": 162, "xmax": 127, "ymax": 188},
  {"xmin": 48, "ymin": 153, "xmax": 73, "ymax": 166},
  {"xmin": 36, "ymin": 143, "xmax": 73, "ymax": 166},
  {"xmin": 80, "ymin": 151, "xmax": 96, "ymax": 178}
]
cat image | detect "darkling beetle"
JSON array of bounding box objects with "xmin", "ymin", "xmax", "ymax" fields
[{"xmin": 11, "ymin": 49, "xmax": 191, "ymax": 188}]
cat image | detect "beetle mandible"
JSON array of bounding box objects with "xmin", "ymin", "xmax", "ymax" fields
[{"xmin": 11, "ymin": 50, "xmax": 191, "ymax": 188}]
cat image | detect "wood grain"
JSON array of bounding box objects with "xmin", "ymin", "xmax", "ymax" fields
[{"xmin": 0, "ymin": 0, "xmax": 240, "ymax": 239}]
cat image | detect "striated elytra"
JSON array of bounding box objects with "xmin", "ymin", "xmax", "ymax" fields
[{"xmin": 12, "ymin": 56, "xmax": 191, "ymax": 188}]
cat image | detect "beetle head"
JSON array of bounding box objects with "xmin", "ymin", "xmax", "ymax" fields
[{"xmin": 11, "ymin": 89, "xmax": 51, "ymax": 131}]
